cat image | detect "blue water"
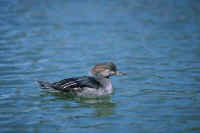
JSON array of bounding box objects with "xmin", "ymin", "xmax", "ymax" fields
[{"xmin": 0, "ymin": 0, "xmax": 200, "ymax": 132}]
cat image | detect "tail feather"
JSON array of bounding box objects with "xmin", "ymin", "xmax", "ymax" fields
[{"xmin": 37, "ymin": 80, "xmax": 53, "ymax": 89}]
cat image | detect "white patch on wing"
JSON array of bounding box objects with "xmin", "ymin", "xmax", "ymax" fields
[
  {"xmin": 63, "ymin": 82, "xmax": 77, "ymax": 89},
  {"xmin": 61, "ymin": 78, "xmax": 87, "ymax": 89}
]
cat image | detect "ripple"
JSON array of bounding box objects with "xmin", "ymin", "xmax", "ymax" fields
[{"xmin": 0, "ymin": 0, "xmax": 200, "ymax": 132}]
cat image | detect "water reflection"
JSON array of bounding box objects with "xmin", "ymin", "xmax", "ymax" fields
[
  {"xmin": 1, "ymin": 0, "xmax": 200, "ymax": 132},
  {"xmin": 40, "ymin": 91, "xmax": 116, "ymax": 117}
]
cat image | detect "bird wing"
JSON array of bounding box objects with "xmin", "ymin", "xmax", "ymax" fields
[{"xmin": 51, "ymin": 76, "xmax": 101, "ymax": 92}]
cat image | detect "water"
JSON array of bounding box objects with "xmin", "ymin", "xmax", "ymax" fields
[{"xmin": 0, "ymin": 0, "xmax": 200, "ymax": 132}]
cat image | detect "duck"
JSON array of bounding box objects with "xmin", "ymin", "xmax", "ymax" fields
[{"xmin": 37, "ymin": 62, "xmax": 125, "ymax": 97}]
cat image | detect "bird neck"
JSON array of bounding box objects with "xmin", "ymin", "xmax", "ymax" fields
[{"xmin": 93, "ymin": 75, "xmax": 113, "ymax": 93}]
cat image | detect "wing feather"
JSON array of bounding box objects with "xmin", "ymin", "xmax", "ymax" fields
[{"xmin": 51, "ymin": 76, "xmax": 101, "ymax": 92}]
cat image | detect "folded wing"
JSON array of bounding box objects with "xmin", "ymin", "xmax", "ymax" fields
[{"xmin": 51, "ymin": 76, "xmax": 101, "ymax": 92}]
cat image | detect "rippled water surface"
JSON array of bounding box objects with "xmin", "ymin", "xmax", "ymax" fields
[{"xmin": 0, "ymin": 0, "xmax": 200, "ymax": 132}]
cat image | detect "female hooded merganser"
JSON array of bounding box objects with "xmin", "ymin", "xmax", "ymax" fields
[{"xmin": 38, "ymin": 62, "xmax": 125, "ymax": 97}]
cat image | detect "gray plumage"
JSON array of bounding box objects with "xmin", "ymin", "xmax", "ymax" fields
[{"xmin": 38, "ymin": 62, "xmax": 125, "ymax": 97}]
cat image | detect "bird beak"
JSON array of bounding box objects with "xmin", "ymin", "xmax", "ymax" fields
[{"xmin": 115, "ymin": 71, "xmax": 126, "ymax": 76}]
